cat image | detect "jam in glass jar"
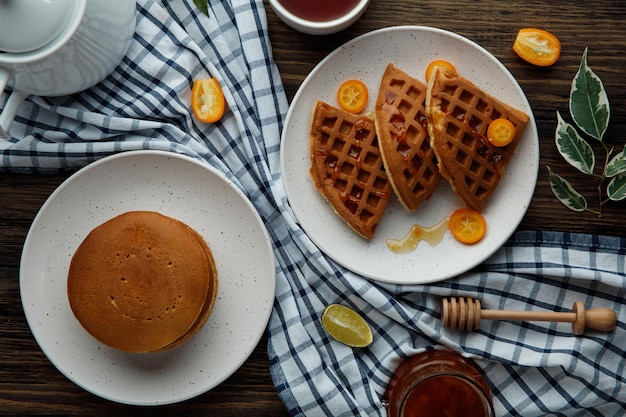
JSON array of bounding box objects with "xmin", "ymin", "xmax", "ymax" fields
[{"xmin": 383, "ymin": 350, "xmax": 494, "ymax": 417}]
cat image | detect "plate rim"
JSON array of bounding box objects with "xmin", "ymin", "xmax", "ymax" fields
[
  {"xmin": 19, "ymin": 150, "xmax": 276, "ymax": 405},
  {"xmin": 280, "ymin": 25, "xmax": 539, "ymax": 285}
]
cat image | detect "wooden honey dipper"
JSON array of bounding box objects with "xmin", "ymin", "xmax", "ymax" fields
[{"xmin": 441, "ymin": 297, "xmax": 617, "ymax": 335}]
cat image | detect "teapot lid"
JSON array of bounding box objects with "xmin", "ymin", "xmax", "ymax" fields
[{"xmin": 0, "ymin": 0, "xmax": 76, "ymax": 53}]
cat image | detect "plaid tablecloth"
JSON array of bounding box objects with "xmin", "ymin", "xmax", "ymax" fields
[{"xmin": 1, "ymin": 1, "xmax": 624, "ymax": 416}]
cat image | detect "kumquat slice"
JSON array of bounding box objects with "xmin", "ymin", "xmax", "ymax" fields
[
  {"xmin": 449, "ymin": 208, "xmax": 487, "ymax": 244},
  {"xmin": 487, "ymin": 118, "xmax": 516, "ymax": 147},
  {"xmin": 337, "ymin": 79, "xmax": 369, "ymax": 114},
  {"xmin": 425, "ymin": 59, "xmax": 457, "ymax": 82}
]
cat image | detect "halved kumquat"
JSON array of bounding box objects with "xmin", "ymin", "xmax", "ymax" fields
[
  {"xmin": 513, "ymin": 28, "xmax": 561, "ymax": 66},
  {"xmin": 449, "ymin": 207, "xmax": 486, "ymax": 244},
  {"xmin": 337, "ymin": 79, "xmax": 369, "ymax": 114},
  {"xmin": 191, "ymin": 77, "xmax": 225, "ymax": 123}
]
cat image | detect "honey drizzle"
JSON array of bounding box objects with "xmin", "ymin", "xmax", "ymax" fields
[{"xmin": 386, "ymin": 218, "xmax": 449, "ymax": 254}]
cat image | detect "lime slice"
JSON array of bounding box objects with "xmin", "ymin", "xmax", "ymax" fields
[{"xmin": 321, "ymin": 304, "xmax": 373, "ymax": 348}]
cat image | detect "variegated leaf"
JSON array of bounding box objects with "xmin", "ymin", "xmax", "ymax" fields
[
  {"xmin": 607, "ymin": 173, "xmax": 626, "ymax": 201},
  {"xmin": 605, "ymin": 145, "xmax": 626, "ymax": 178},
  {"xmin": 547, "ymin": 166, "xmax": 587, "ymax": 211},
  {"xmin": 555, "ymin": 111, "xmax": 595, "ymax": 175},
  {"xmin": 569, "ymin": 48, "xmax": 610, "ymax": 141}
]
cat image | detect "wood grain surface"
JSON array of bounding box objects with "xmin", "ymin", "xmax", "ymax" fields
[{"xmin": 1, "ymin": 0, "xmax": 625, "ymax": 415}]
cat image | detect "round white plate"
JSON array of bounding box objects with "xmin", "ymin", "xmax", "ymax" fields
[
  {"xmin": 280, "ymin": 26, "xmax": 539, "ymax": 284},
  {"xmin": 20, "ymin": 150, "xmax": 276, "ymax": 405}
]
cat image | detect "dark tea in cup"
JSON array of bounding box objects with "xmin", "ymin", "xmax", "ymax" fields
[{"xmin": 276, "ymin": 0, "xmax": 362, "ymax": 22}]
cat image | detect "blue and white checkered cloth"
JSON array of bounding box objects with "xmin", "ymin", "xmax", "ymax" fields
[
  {"xmin": 271, "ymin": 231, "xmax": 626, "ymax": 416},
  {"xmin": 2, "ymin": 1, "xmax": 624, "ymax": 415}
]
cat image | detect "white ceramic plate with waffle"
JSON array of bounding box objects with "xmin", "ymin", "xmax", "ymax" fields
[
  {"xmin": 280, "ymin": 26, "xmax": 539, "ymax": 284},
  {"xmin": 20, "ymin": 150, "xmax": 276, "ymax": 405}
]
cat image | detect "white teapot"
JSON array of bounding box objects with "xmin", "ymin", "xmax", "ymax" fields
[{"xmin": 0, "ymin": 0, "xmax": 136, "ymax": 138}]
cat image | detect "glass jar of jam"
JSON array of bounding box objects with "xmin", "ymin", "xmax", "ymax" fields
[{"xmin": 383, "ymin": 350, "xmax": 494, "ymax": 417}]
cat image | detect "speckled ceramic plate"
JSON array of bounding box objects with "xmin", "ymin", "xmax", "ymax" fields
[
  {"xmin": 280, "ymin": 26, "xmax": 539, "ymax": 284},
  {"xmin": 20, "ymin": 150, "xmax": 276, "ymax": 405}
]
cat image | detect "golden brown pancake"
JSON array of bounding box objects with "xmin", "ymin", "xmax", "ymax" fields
[
  {"xmin": 154, "ymin": 223, "xmax": 218, "ymax": 351},
  {"xmin": 426, "ymin": 67, "xmax": 529, "ymax": 211},
  {"xmin": 67, "ymin": 211, "xmax": 218, "ymax": 353}
]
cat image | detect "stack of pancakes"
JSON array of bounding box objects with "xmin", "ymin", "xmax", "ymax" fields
[
  {"xmin": 67, "ymin": 211, "xmax": 218, "ymax": 353},
  {"xmin": 309, "ymin": 62, "xmax": 528, "ymax": 238}
]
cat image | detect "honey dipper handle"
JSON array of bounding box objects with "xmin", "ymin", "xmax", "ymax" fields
[
  {"xmin": 480, "ymin": 309, "xmax": 575, "ymax": 323},
  {"xmin": 480, "ymin": 301, "xmax": 617, "ymax": 335},
  {"xmin": 581, "ymin": 305, "xmax": 617, "ymax": 333}
]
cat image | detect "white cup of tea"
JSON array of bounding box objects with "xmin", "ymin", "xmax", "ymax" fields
[{"xmin": 269, "ymin": 0, "xmax": 370, "ymax": 35}]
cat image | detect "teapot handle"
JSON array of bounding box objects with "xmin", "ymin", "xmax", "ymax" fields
[{"xmin": 0, "ymin": 68, "xmax": 27, "ymax": 139}]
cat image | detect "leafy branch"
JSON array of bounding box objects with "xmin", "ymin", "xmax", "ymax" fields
[{"xmin": 548, "ymin": 48, "xmax": 626, "ymax": 216}]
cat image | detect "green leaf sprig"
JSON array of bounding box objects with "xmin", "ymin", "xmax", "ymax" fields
[{"xmin": 548, "ymin": 48, "xmax": 626, "ymax": 216}]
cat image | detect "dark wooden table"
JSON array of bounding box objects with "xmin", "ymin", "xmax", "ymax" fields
[{"xmin": 1, "ymin": 1, "xmax": 625, "ymax": 415}]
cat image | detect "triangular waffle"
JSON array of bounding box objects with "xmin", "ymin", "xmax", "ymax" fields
[
  {"xmin": 426, "ymin": 67, "xmax": 529, "ymax": 211},
  {"xmin": 374, "ymin": 63, "xmax": 442, "ymax": 211},
  {"xmin": 309, "ymin": 100, "xmax": 392, "ymax": 239}
]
